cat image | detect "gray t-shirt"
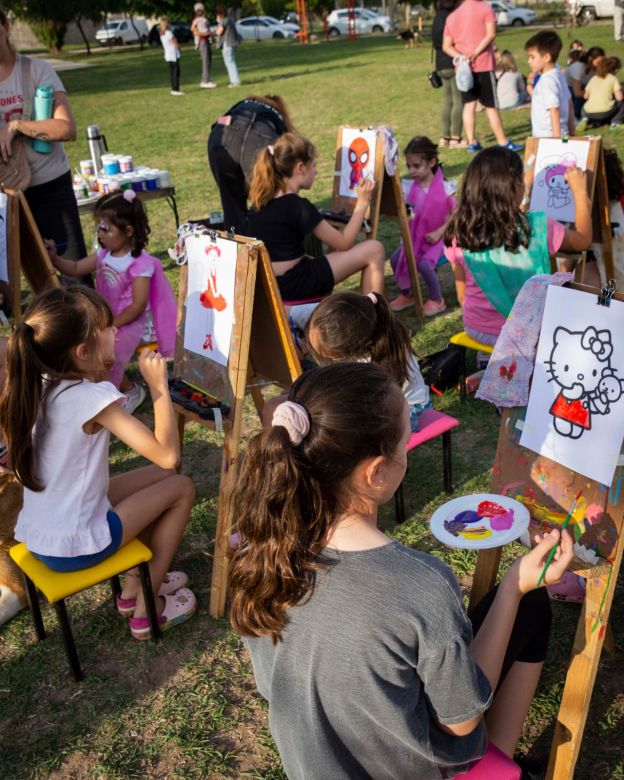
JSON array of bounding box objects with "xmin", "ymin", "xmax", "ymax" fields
[{"xmin": 246, "ymin": 540, "xmax": 492, "ymax": 780}]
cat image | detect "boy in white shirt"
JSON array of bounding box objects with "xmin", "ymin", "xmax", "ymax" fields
[
  {"xmin": 159, "ymin": 17, "xmax": 183, "ymax": 96},
  {"xmin": 525, "ymin": 30, "xmax": 575, "ymax": 137}
]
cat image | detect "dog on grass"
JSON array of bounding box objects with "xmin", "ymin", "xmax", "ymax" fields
[{"xmin": 397, "ymin": 28, "xmax": 422, "ymax": 48}]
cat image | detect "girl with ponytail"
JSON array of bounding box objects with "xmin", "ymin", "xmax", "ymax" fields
[
  {"xmin": 230, "ymin": 361, "xmax": 573, "ymax": 779},
  {"xmin": 247, "ymin": 132, "xmax": 385, "ymax": 302},
  {"xmin": 307, "ymin": 290, "xmax": 431, "ymax": 431},
  {"xmin": 45, "ymin": 190, "xmax": 177, "ymax": 414},
  {"xmin": 0, "ymin": 287, "xmax": 196, "ymax": 639}
]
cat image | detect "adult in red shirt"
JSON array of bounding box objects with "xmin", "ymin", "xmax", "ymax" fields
[{"xmin": 442, "ymin": 0, "xmax": 522, "ymax": 153}]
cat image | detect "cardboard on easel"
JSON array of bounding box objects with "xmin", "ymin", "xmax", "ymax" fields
[
  {"xmin": 523, "ymin": 136, "xmax": 613, "ymax": 281},
  {"xmin": 173, "ymin": 231, "xmax": 301, "ymax": 618},
  {"xmin": 328, "ymin": 126, "xmax": 424, "ymax": 315},
  {"xmin": 3, "ymin": 188, "xmax": 59, "ymax": 321},
  {"xmin": 468, "ymin": 283, "xmax": 623, "ymax": 780}
]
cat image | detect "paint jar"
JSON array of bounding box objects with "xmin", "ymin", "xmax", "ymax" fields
[
  {"xmin": 97, "ymin": 176, "xmax": 110, "ymax": 194},
  {"xmin": 108, "ymin": 175, "xmax": 121, "ymax": 191},
  {"xmin": 130, "ymin": 174, "xmax": 147, "ymax": 193},
  {"xmin": 156, "ymin": 169, "xmax": 170, "ymax": 187},
  {"xmin": 73, "ymin": 182, "xmax": 87, "ymax": 200},
  {"xmin": 118, "ymin": 155, "xmax": 133, "ymax": 173},
  {"xmin": 87, "ymin": 175, "xmax": 99, "ymax": 193},
  {"xmin": 102, "ymin": 155, "xmax": 120, "ymax": 175},
  {"xmin": 80, "ymin": 159, "xmax": 95, "ymax": 177},
  {"xmin": 145, "ymin": 171, "xmax": 159, "ymax": 191},
  {"xmin": 118, "ymin": 175, "xmax": 133, "ymax": 191}
]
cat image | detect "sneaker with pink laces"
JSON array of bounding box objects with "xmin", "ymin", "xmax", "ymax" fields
[
  {"xmin": 422, "ymin": 298, "xmax": 446, "ymax": 317},
  {"xmin": 389, "ymin": 293, "xmax": 416, "ymax": 312}
]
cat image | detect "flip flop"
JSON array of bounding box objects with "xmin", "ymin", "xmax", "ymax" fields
[
  {"xmin": 129, "ymin": 588, "xmax": 197, "ymax": 640},
  {"xmin": 116, "ymin": 570, "xmax": 189, "ymax": 616}
]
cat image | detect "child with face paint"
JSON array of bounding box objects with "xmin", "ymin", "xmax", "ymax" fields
[{"xmin": 46, "ymin": 190, "xmax": 177, "ymax": 414}]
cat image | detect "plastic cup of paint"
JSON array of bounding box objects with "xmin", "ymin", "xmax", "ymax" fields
[
  {"xmin": 145, "ymin": 172, "xmax": 159, "ymax": 191},
  {"xmin": 118, "ymin": 175, "xmax": 132, "ymax": 191},
  {"xmin": 103, "ymin": 158, "xmax": 121, "ymax": 176},
  {"xmin": 157, "ymin": 169, "xmax": 171, "ymax": 187},
  {"xmin": 80, "ymin": 159, "xmax": 95, "ymax": 177},
  {"xmin": 97, "ymin": 176, "xmax": 110, "ymax": 194},
  {"xmin": 118, "ymin": 155, "xmax": 133, "ymax": 173},
  {"xmin": 130, "ymin": 175, "xmax": 147, "ymax": 193}
]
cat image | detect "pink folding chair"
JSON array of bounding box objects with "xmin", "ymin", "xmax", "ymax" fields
[{"xmin": 454, "ymin": 742, "xmax": 521, "ymax": 779}]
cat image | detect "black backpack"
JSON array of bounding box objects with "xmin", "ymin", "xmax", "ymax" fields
[{"xmin": 419, "ymin": 344, "xmax": 463, "ymax": 394}]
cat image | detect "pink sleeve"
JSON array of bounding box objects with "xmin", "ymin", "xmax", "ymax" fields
[
  {"xmin": 482, "ymin": 3, "xmax": 496, "ymax": 21},
  {"xmin": 546, "ymin": 218, "xmax": 566, "ymax": 255},
  {"xmin": 128, "ymin": 253, "xmax": 155, "ymax": 279}
]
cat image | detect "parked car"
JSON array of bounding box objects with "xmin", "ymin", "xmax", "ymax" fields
[
  {"xmin": 326, "ymin": 8, "xmax": 394, "ymax": 36},
  {"xmin": 95, "ymin": 18, "xmax": 148, "ymax": 45},
  {"xmin": 569, "ymin": 0, "xmax": 614, "ymax": 22},
  {"xmin": 148, "ymin": 21, "xmax": 194, "ymax": 46},
  {"xmin": 236, "ymin": 16, "xmax": 299, "ymax": 39},
  {"xmin": 485, "ymin": 1, "xmax": 536, "ymax": 26}
]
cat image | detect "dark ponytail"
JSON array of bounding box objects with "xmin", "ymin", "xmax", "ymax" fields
[
  {"xmin": 307, "ymin": 291, "xmax": 414, "ymax": 386},
  {"xmin": 229, "ymin": 363, "xmax": 404, "ymax": 642}
]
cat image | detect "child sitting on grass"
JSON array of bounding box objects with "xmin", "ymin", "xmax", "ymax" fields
[{"xmin": 581, "ymin": 56, "xmax": 624, "ymax": 129}]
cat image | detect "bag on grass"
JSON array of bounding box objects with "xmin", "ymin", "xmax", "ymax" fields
[
  {"xmin": 419, "ymin": 344, "xmax": 463, "ymax": 394},
  {"xmin": 455, "ymin": 57, "xmax": 474, "ymax": 93}
]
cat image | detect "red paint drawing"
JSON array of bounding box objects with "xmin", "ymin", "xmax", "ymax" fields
[
  {"xmin": 203, "ymin": 334, "xmax": 213, "ymax": 351},
  {"xmin": 200, "ymin": 269, "xmax": 227, "ymax": 311},
  {"xmin": 348, "ymin": 137, "xmax": 370, "ymax": 190}
]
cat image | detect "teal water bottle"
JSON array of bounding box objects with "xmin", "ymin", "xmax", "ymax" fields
[{"xmin": 32, "ymin": 84, "xmax": 54, "ymax": 154}]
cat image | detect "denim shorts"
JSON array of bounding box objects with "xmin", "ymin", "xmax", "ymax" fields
[
  {"xmin": 32, "ymin": 510, "xmax": 124, "ymax": 573},
  {"xmin": 409, "ymin": 399, "xmax": 433, "ymax": 432}
]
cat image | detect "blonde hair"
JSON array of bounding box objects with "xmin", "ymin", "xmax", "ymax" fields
[
  {"xmin": 249, "ymin": 132, "xmax": 316, "ymax": 209},
  {"xmin": 498, "ymin": 50, "xmax": 518, "ymax": 74}
]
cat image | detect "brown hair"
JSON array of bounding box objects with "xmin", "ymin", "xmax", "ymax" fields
[
  {"xmin": 597, "ymin": 56, "xmax": 621, "ymax": 78},
  {"xmin": 308, "ymin": 291, "xmax": 416, "ymax": 386},
  {"xmin": 403, "ymin": 136, "xmax": 439, "ymax": 172},
  {"xmin": 249, "ymin": 132, "xmax": 316, "ymax": 209},
  {"xmin": 95, "ymin": 191, "xmax": 150, "ymax": 257},
  {"xmin": 497, "ymin": 50, "xmax": 518, "ymax": 74},
  {"xmin": 0, "ymin": 287, "xmax": 113, "ymax": 491},
  {"xmin": 228, "ymin": 362, "xmax": 404, "ymax": 642},
  {"xmin": 604, "ymin": 148, "xmax": 624, "ymax": 201},
  {"xmin": 444, "ymin": 146, "xmax": 529, "ymax": 253},
  {"xmin": 247, "ymin": 94, "xmax": 294, "ymax": 132}
]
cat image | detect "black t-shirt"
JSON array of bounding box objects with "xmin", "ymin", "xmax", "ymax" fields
[
  {"xmin": 432, "ymin": 10, "xmax": 454, "ymax": 72},
  {"xmin": 247, "ymin": 194, "xmax": 323, "ymax": 261}
]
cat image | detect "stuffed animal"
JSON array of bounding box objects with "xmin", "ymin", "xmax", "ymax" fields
[{"xmin": 0, "ymin": 473, "xmax": 26, "ymax": 626}]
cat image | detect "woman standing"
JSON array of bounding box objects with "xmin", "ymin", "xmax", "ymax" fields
[
  {"xmin": 216, "ymin": 6, "xmax": 241, "ymax": 89},
  {"xmin": 432, "ymin": 0, "xmax": 464, "ymax": 148},
  {"xmin": 0, "ymin": 11, "xmax": 87, "ymax": 274},
  {"xmin": 207, "ymin": 95, "xmax": 293, "ymax": 232},
  {"xmin": 191, "ymin": 3, "xmax": 216, "ymax": 89}
]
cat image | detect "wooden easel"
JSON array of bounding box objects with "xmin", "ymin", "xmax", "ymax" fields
[
  {"xmin": 468, "ymin": 284, "xmax": 623, "ymax": 779},
  {"xmin": 3, "ymin": 188, "xmax": 59, "ymax": 321},
  {"xmin": 523, "ymin": 136, "xmax": 613, "ymax": 281},
  {"xmin": 330, "ymin": 126, "xmax": 424, "ymax": 314},
  {"xmin": 173, "ymin": 231, "xmax": 301, "ymax": 618}
]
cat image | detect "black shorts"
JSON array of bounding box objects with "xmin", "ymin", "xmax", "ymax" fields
[
  {"xmin": 460, "ymin": 70, "xmax": 498, "ymax": 109},
  {"xmin": 275, "ymin": 255, "xmax": 335, "ymax": 302}
]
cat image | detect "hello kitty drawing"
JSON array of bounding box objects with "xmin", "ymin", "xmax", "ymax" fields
[{"xmin": 546, "ymin": 326, "xmax": 624, "ymax": 439}]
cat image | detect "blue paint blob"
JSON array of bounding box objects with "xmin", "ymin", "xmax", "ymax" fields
[{"xmin": 454, "ymin": 510, "xmax": 483, "ymax": 525}]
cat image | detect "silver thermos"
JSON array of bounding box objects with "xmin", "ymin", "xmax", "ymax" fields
[{"xmin": 86, "ymin": 124, "xmax": 107, "ymax": 175}]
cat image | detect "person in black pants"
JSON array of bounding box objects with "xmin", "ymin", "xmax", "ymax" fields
[{"xmin": 207, "ymin": 95, "xmax": 293, "ymax": 233}]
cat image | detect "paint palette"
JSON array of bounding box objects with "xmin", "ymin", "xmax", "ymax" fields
[{"xmin": 429, "ymin": 494, "xmax": 530, "ymax": 550}]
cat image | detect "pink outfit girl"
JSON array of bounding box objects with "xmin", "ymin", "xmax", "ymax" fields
[
  {"xmin": 393, "ymin": 167, "xmax": 456, "ymax": 297},
  {"xmin": 95, "ymin": 249, "xmax": 177, "ymax": 388}
]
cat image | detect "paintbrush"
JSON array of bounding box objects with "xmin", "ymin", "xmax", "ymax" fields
[{"xmin": 536, "ymin": 490, "xmax": 582, "ymax": 588}]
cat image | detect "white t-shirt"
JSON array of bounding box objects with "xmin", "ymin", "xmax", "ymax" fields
[
  {"xmin": 531, "ymin": 66, "xmax": 570, "ymax": 137},
  {"xmin": 104, "ymin": 251, "xmax": 154, "ymax": 277},
  {"xmin": 14, "ymin": 379, "xmax": 124, "ymax": 557},
  {"xmin": 496, "ymin": 71, "xmax": 527, "ymax": 109},
  {"xmin": 0, "ymin": 54, "xmax": 69, "ymax": 187},
  {"xmin": 403, "ymin": 352, "xmax": 430, "ymax": 408},
  {"xmin": 160, "ymin": 30, "xmax": 181, "ymax": 62}
]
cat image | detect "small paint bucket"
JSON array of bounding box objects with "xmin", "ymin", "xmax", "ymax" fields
[
  {"xmin": 130, "ymin": 175, "xmax": 147, "ymax": 193},
  {"xmin": 102, "ymin": 155, "xmax": 120, "ymax": 175},
  {"xmin": 108, "ymin": 175, "xmax": 121, "ymax": 191},
  {"xmin": 87, "ymin": 176, "xmax": 99, "ymax": 193},
  {"xmin": 80, "ymin": 159, "xmax": 95, "ymax": 177},
  {"xmin": 156, "ymin": 169, "xmax": 170, "ymax": 187},
  {"xmin": 118, "ymin": 175, "xmax": 133, "ymax": 191},
  {"xmin": 145, "ymin": 171, "xmax": 159, "ymax": 191},
  {"xmin": 118, "ymin": 155, "xmax": 133, "ymax": 173},
  {"xmin": 97, "ymin": 176, "xmax": 110, "ymax": 194}
]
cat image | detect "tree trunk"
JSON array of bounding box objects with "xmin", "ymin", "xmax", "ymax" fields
[
  {"xmin": 129, "ymin": 15, "xmax": 144, "ymax": 50},
  {"xmin": 74, "ymin": 15, "xmax": 91, "ymax": 55}
]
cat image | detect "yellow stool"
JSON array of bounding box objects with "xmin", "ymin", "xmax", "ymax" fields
[
  {"xmin": 9, "ymin": 539, "xmax": 159, "ymax": 681},
  {"xmin": 449, "ymin": 332, "xmax": 495, "ymax": 398}
]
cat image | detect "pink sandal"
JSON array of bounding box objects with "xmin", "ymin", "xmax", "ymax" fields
[
  {"xmin": 129, "ymin": 587, "xmax": 197, "ymax": 640},
  {"xmin": 116, "ymin": 570, "xmax": 189, "ymax": 616}
]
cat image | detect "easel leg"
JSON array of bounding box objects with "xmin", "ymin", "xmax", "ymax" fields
[{"xmin": 468, "ymin": 548, "xmax": 502, "ymax": 612}]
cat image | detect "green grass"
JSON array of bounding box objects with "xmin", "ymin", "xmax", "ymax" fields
[{"xmin": 1, "ymin": 25, "xmax": 624, "ymax": 779}]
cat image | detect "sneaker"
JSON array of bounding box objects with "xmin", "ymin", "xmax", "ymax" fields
[
  {"xmin": 466, "ymin": 142, "xmax": 483, "ymax": 153},
  {"xmin": 576, "ymin": 117, "xmax": 587, "ymax": 131},
  {"xmin": 123, "ymin": 383, "xmax": 146, "ymax": 415},
  {"xmin": 422, "ymin": 298, "xmax": 446, "ymax": 317},
  {"xmin": 500, "ymin": 140, "xmax": 524, "ymax": 152},
  {"xmin": 227, "ymin": 82, "xmax": 241, "ymax": 88},
  {"xmin": 389, "ymin": 293, "xmax": 416, "ymax": 312},
  {"xmin": 170, "ymin": 90, "xmax": 185, "ymax": 96},
  {"xmin": 200, "ymin": 81, "xmax": 217, "ymax": 88}
]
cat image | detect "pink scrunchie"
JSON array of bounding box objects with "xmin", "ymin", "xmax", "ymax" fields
[{"xmin": 272, "ymin": 401, "xmax": 310, "ymax": 446}]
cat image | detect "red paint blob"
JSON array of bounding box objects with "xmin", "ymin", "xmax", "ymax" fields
[{"xmin": 477, "ymin": 501, "xmax": 507, "ymax": 517}]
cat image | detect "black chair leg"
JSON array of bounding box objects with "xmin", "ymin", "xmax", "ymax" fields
[
  {"xmin": 23, "ymin": 572, "xmax": 46, "ymax": 641},
  {"xmin": 442, "ymin": 431, "xmax": 453, "ymax": 493},
  {"xmin": 54, "ymin": 600, "xmax": 83, "ymax": 682},
  {"xmin": 109, "ymin": 575, "xmax": 122, "ymax": 603},
  {"xmin": 139, "ymin": 562, "xmax": 160, "ymax": 641},
  {"xmin": 459, "ymin": 347, "xmax": 467, "ymax": 399}
]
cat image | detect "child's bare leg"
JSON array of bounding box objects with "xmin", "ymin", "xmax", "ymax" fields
[
  {"xmin": 462, "ymin": 101, "xmax": 477, "ymax": 145},
  {"xmin": 485, "ymin": 661, "xmax": 543, "ymax": 756},
  {"xmin": 326, "ymin": 239, "xmax": 385, "ymax": 294},
  {"xmin": 484, "ymin": 107, "xmax": 509, "ymax": 146},
  {"xmin": 113, "ymin": 473, "xmax": 195, "ymax": 615}
]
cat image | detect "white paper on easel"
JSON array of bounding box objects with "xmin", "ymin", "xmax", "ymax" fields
[
  {"xmin": 0, "ymin": 192, "xmax": 7, "ymax": 283},
  {"xmin": 520, "ymin": 285, "xmax": 624, "ymax": 486},
  {"xmin": 338, "ymin": 127, "xmax": 378, "ymax": 198},
  {"xmin": 183, "ymin": 234, "xmax": 237, "ymax": 366},
  {"xmin": 528, "ymin": 138, "xmax": 590, "ymax": 223}
]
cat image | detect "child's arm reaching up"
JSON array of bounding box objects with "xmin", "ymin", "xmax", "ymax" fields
[
  {"xmin": 313, "ymin": 179, "xmax": 375, "ymax": 251},
  {"xmin": 113, "ymin": 277, "xmax": 150, "ymax": 328},
  {"xmin": 45, "ymin": 239, "xmax": 97, "ymax": 277},
  {"xmin": 559, "ymin": 166, "xmax": 592, "ymax": 252},
  {"xmin": 93, "ymin": 350, "xmax": 179, "ymax": 470}
]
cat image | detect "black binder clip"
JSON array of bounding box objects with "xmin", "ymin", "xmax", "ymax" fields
[
  {"xmin": 227, "ymin": 225, "xmax": 236, "ymax": 239},
  {"xmin": 597, "ymin": 279, "xmax": 616, "ymax": 307},
  {"xmin": 208, "ymin": 229, "xmax": 218, "ymax": 243}
]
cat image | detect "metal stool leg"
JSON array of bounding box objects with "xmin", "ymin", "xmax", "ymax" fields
[
  {"xmin": 139, "ymin": 562, "xmax": 160, "ymax": 641},
  {"xmin": 54, "ymin": 600, "xmax": 83, "ymax": 682},
  {"xmin": 110, "ymin": 575, "xmax": 122, "ymax": 603},
  {"xmin": 23, "ymin": 572, "xmax": 46, "ymax": 641},
  {"xmin": 459, "ymin": 347, "xmax": 467, "ymax": 399},
  {"xmin": 442, "ymin": 431, "xmax": 453, "ymax": 493}
]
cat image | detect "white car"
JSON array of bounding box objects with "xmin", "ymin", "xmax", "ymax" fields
[
  {"xmin": 486, "ymin": 1, "xmax": 536, "ymax": 26},
  {"xmin": 236, "ymin": 16, "xmax": 299, "ymax": 40},
  {"xmin": 569, "ymin": 0, "xmax": 614, "ymax": 21},
  {"xmin": 95, "ymin": 19, "xmax": 148, "ymax": 45},
  {"xmin": 327, "ymin": 8, "xmax": 395, "ymax": 36}
]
